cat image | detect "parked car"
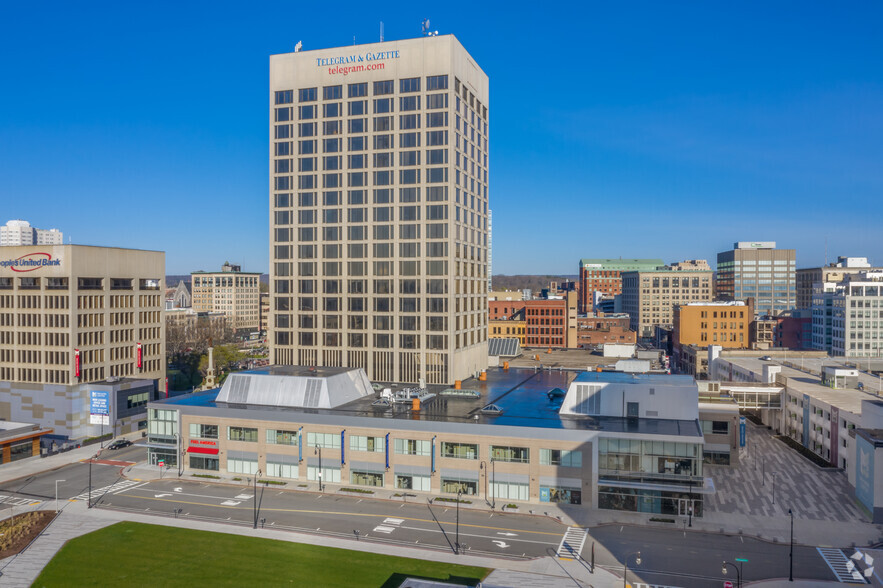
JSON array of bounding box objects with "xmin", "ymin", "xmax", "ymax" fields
[
  {"xmin": 760, "ymin": 356, "xmax": 773, "ymax": 361},
  {"xmin": 107, "ymin": 439, "xmax": 133, "ymax": 450}
]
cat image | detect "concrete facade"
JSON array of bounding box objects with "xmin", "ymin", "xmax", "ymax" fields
[
  {"xmin": 811, "ymin": 271, "xmax": 883, "ymax": 357},
  {"xmin": 796, "ymin": 256, "xmax": 879, "ymax": 310},
  {"xmin": 622, "ymin": 268, "xmax": 713, "ymax": 339},
  {"xmin": 0, "ymin": 244, "xmax": 164, "ymax": 440},
  {"xmin": 191, "ymin": 263, "xmax": 261, "ymax": 334},
  {"xmin": 269, "ymin": 35, "xmax": 489, "ymax": 385}
]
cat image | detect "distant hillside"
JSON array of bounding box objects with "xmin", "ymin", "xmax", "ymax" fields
[{"xmin": 492, "ymin": 274, "xmax": 578, "ymax": 293}]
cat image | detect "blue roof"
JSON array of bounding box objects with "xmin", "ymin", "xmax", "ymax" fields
[{"xmin": 152, "ymin": 367, "xmax": 701, "ymax": 438}]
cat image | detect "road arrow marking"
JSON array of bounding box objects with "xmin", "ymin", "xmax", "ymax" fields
[
  {"xmin": 221, "ymin": 500, "xmax": 241, "ymax": 506},
  {"xmin": 154, "ymin": 493, "xmax": 172, "ymax": 498},
  {"xmin": 174, "ymin": 488, "xmax": 182, "ymax": 492},
  {"xmin": 492, "ymin": 540, "xmax": 510, "ymax": 548},
  {"xmin": 496, "ymin": 532, "xmax": 517, "ymax": 537}
]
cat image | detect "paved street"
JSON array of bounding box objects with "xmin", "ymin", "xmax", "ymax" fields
[
  {"xmin": 90, "ymin": 476, "xmax": 567, "ymax": 559},
  {"xmin": 0, "ymin": 443, "xmax": 147, "ymax": 511}
]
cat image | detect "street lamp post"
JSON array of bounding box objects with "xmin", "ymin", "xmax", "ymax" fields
[
  {"xmin": 722, "ymin": 560, "xmax": 742, "ymax": 588},
  {"xmin": 87, "ymin": 453, "xmax": 99, "ymax": 508},
  {"xmin": 55, "ymin": 479, "xmax": 66, "ymax": 513},
  {"xmin": 456, "ymin": 489, "xmax": 462, "ymax": 554},
  {"xmin": 480, "ymin": 461, "xmax": 488, "ymax": 506},
  {"xmin": 688, "ymin": 478, "xmax": 693, "ymax": 527},
  {"xmin": 788, "ymin": 508, "xmax": 794, "ymax": 582},
  {"xmin": 315, "ymin": 445, "xmax": 323, "ymax": 492},
  {"xmin": 623, "ymin": 551, "xmax": 641, "ymax": 588},
  {"xmin": 762, "ymin": 457, "xmax": 765, "ymax": 486},
  {"xmin": 253, "ymin": 468, "xmax": 262, "ymax": 529}
]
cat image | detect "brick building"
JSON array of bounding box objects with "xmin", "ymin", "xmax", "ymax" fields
[
  {"xmin": 578, "ymin": 258, "xmax": 663, "ymax": 314},
  {"xmin": 576, "ymin": 314, "xmax": 635, "ymax": 348},
  {"xmin": 524, "ymin": 292, "xmax": 577, "ymax": 348}
]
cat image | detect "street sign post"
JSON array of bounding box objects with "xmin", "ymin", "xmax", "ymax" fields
[{"xmin": 724, "ymin": 581, "xmax": 733, "ymax": 588}]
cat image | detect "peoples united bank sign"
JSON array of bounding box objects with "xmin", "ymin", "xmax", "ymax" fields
[{"xmin": 0, "ymin": 252, "xmax": 61, "ymax": 272}]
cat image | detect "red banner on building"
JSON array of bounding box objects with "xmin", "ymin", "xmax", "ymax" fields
[
  {"xmin": 137, "ymin": 342, "xmax": 142, "ymax": 369},
  {"xmin": 74, "ymin": 349, "xmax": 80, "ymax": 378}
]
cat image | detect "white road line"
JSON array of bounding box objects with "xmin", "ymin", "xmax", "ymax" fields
[
  {"xmin": 373, "ymin": 525, "xmax": 396, "ymax": 534},
  {"xmin": 114, "ymin": 482, "xmax": 149, "ymax": 494}
]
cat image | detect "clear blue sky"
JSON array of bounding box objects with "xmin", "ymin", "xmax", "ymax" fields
[{"xmin": 1, "ymin": 1, "xmax": 880, "ymax": 275}]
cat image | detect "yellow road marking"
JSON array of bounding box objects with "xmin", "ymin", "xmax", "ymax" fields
[{"xmin": 116, "ymin": 494, "xmax": 564, "ymax": 536}]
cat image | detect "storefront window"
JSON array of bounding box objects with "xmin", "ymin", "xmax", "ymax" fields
[
  {"xmin": 441, "ymin": 478, "xmax": 477, "ymax": 495},
  {"xmin": 540, "ymin": 486, "xmax": 582, "ymax": 504},
  {"xmin": 10, "ymin": 440, "xmax": 33, "ymax": 462},
  {"xmin": 351, "ymin": 470, "xmax": 384, "ymax": 487},
  {"xmin": 190, "ymin": 456, "xmax": 218, "ymax": 471},
  {"xmin": 395, "ymin": 474, "xmax": 431, "ymax": 492}
]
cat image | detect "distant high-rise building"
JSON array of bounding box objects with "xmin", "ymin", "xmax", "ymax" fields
[
  {"xmin": 716, "ymin": 242, "xmax": 795, "ymax": 315},
  {"xmin": 1, "ymin": 220, "xmax": 63, "ymax": 246},
  {"xmin": 622, "ymin": 267, "xmax": 713, "ymax": 339},
  {"xmin": 812, "ymin": 271, "xmax": 883, "ymax": 357},
  {"xmin": 796, "ymin": 256, "xmax": 881, "ymax": 310},
  {"xmin": 191, "ymin": 262, "xmax": 261, "ymax": 334},
  {"xmin": 578, "ymin": 258, "xmax": 663, "ymax": 314},
  {"xmin": 269, "ymin": 35, "xmax": 490, "ymax": 384}
]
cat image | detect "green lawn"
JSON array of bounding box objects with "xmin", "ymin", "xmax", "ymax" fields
[{"xmin": 33, "ymin": 522, "xmax": 490, "ymax": 588}]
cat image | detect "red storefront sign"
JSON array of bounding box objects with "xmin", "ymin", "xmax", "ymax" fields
[{"xmin": 188, "ymin": 439, "xmax": 219, "ymax": 454}]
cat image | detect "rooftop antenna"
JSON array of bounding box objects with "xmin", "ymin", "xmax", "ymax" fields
[
  {"xmin": 380, "ymin": 21, "xmax": 384, "ymax": 42},
  {"xmin": 294, "ymin": 40, "xmax": 302, "ymax": 53},
  {"xmin": 421, "ymin": 19, "xmax": 437, "ymax": 36}
]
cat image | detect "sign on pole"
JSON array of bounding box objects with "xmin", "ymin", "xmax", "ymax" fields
[
  {"xmin": 739, "ymin": 416, "xmax": 747, "ymax": 447},
  {"xmin": 724, "ymin": 581, "xmax": 733, "ymax": 588}
]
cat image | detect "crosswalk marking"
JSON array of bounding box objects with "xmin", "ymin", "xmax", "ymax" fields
[
  {"xmin": 0, "ymin": 495, "xmax": 42, "ymax": 508},
  {"xmin": 373, "ymin": 517, "xmax": 404, "ymax": 534},
  {"xmin": 818, "ymin": 547, "xmax": 868, "ymax": 584},
  {"xmin": 556, "ymin": 526, "xmax": 588, "ymax": 559},
  {"xmin": 72, "ymin": 479, "xmax": 144, "ymax": 502}
]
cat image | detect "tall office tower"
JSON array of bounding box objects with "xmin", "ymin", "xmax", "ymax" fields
[
  {"xmin": 0, "ymin": 245, "xmax": 165, "ymax": 439},
  {"xmin": 191, "ymin": 262, "xmax": 261, "ymax": 334},
  {"xmin": 1, "ymin": 220, "xmax": 63, "ymax": 247},
  {"xmin": 269, "ymin": 36, "xmax": 490, "ymax": 384},
  {"xmin": 577, "ymin": 259, "xmax": 663, "ymax": 314},
  {"xmin": 716, "ymin": 242, "xmax": 796, "ymax": 316}
]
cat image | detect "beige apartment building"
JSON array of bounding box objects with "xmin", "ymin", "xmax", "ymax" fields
[
  {"xmin": 0, "ymin": 245, "xmax": 165, "ymax": 439},
  {"xmin": 622, "ymin": 268, "xmax": 713, "ymax": 339},
  {"xmin": 191, "ymin": 262, "xmax": 261, "ymax": 334},
  {"xmin": 269, "ymin": 35, "xmax": 490, "ymax": 384}
]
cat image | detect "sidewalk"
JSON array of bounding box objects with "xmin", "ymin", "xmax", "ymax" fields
[
  {"xmin": 0, "ymin": 430, "xmax": 145, "ymax": 484},
  {"xmin": 0, "ymin": 499, "xmax": 622, "ymax": 588}
]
